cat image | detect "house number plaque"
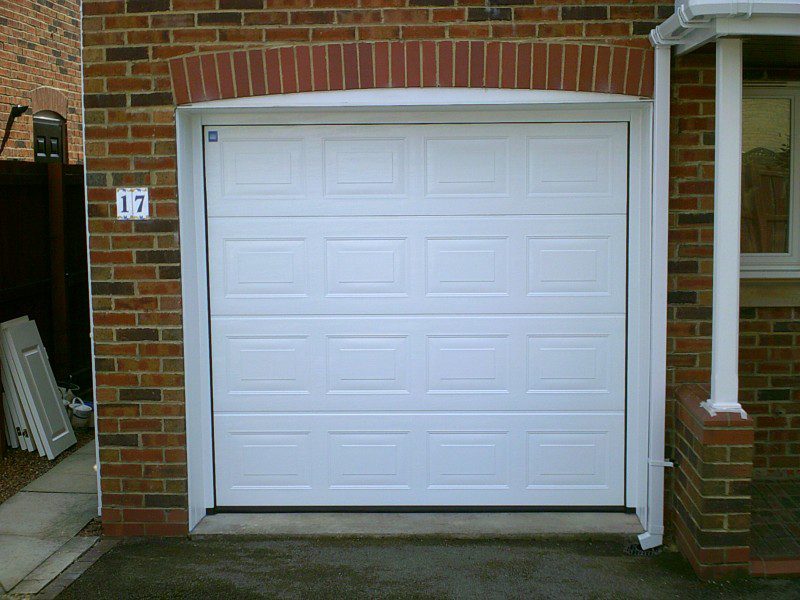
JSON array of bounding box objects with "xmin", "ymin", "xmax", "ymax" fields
[{"xmin": 116, "ymin": 187, "xmax": 149, "ymax": 220}]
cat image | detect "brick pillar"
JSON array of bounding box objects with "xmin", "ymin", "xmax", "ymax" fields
[{"xmin": 673, "ymin": 384, "xmax": 754, "ymax": 579}]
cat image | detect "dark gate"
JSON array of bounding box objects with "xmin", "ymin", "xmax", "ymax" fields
[{"xmin": 0, "ymin": 161, "xmax": 91, "ymax": 427}]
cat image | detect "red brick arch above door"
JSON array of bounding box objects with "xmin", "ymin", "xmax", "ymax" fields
[{"xmin": 169, "ymin": 41, "xmax": 654, "ymax": 106}]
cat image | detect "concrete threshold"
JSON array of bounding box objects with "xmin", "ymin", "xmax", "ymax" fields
[{"xmin": 192, "ymin": 512, "xmax": 644, "ymax": 538}]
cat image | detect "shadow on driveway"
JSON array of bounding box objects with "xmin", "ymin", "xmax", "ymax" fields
[{"xmin": 57, "ymin": 536, "xmax": 800, "ymax": 599}]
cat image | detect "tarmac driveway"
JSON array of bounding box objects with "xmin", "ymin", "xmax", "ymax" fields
[{"xmin": 58, "ymin": 536, "xmax": 800, "ymax": 600}]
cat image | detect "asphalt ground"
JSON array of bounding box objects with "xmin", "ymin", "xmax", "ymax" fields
[{"xmin": 56, "ymin": 536, "xmax": 800, "ymax": 599}]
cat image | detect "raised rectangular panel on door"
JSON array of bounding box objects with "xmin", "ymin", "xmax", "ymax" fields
[
  {"xmin": 214, "ymin": 427, "xmax": 313, "ymax": 495},
  {"xmin": 427, "ymin": 432, "xmax": 510, "ymax": 489},
  {"xmin": 425, "ymin": 137, "xmax": 510, "ymax": 197},
  {"xmin": 323, "ymin": 138, "xmax": 407, "ymax": 198},
  {"xmin": 525, "ymin": 323, "xmax": 625, "ymax": 411},
  {"xmin": 528, "ymin": 432, "xmax": 611, "ymax": 489},
  {"xmin": 223, "ymin": 336, "xmax": 311, "ymax": 395},
  {"xmin": 528, "ymin": 237, "xmax": 613, "ymax": 298},
  {"xmin": 222, "ymin": 238, "xmax": 307, "ymax": 298},
  {"xmin": 329, "ymin": 432, "xmax": 412, "ymax": 489},
  {"xmin": 204, "ymin": 128, "xmax": 309, "ymax": 217},
  {"xmin": 426, "ymin": 237, "xmax": 509, "ymax": 297},
  {"xmin": 326, "ymin": 335, "xmax": 409, "ymax": 395},
  {"xmin": 325, "ymin": 238, "xmax": 408, "ymax": 297},
  {"xmin": 427, "ymin": 336, "xmax": 510, "ymax": 394},
  {"xmin": 206, "ymin": 120, "xmax": 629, "ymax": 508},
  {"xmin": 526, "ymin": 123, "xmax": 627, "ymax": 214}
]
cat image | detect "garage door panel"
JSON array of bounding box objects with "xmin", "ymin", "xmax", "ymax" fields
[
  {"xmin": 208, "ymin": 215, "xmax": 627, "ymax": 315},
  {"xmin": 214, "ymin": 413, "xmax": 624, "ymax": 506},
  {"xmin": 205, "ymin": 123, "xmax": 627, "ymax": 217},
  {"xmin": 212, "ymin": 316, "xmax": 625, "ymax": 413}
]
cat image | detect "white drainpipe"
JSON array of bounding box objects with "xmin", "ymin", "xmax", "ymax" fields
[{"xmin": 638, "ymin": 45, "xmax": 672, "ymax": 551}]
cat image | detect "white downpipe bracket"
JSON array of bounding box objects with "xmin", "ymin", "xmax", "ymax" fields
[
  {"xmin": 638, "ymin": 45, "xmax": 672, "ymax": 552},
  {"xmin": 702, "ymin": 38, "xmax": 748, "ymax": 420}
]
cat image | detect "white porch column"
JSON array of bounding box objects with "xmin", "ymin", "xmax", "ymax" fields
[{"xmin": 702, "ymin": 38, "xmax": 747, "ymax": 418}]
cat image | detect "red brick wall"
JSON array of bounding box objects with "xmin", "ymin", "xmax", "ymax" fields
[
  {"xmin": 740, "ymin": 307, "xmax": 800, "ymax": 479},
  {"xmin": 666, "ymin": 50, "xmax": 716, "ymax": 468},
  {"xmin": 0, "ymin": 0, "xmax": 83, "ymax": 163},
  {"xmin": 663, "ymin": 50, "xmax": 716, "ymax": 538},
  {"xmin": 87, "ymin": 2, "xmax": 796, "ymax": 538},
  {"xmin": 673, "ymin": 385, "xmax": 754, "ymax": 579}
]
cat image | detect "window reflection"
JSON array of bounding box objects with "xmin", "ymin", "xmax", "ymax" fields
[{"xmin": 741, "ymin": 98, "xmax": 792, "ymax": 255}]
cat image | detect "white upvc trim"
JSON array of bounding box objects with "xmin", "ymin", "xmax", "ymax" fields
[
  {"xmin": 77, "ymin": 0, "xmax": 102, "ymax": 517},
  {"xmin": 177, "ymin": 112, "xmax": 215, "ymax": 528},
  {"xmin": 177, "ymin": 88, "xmax": 647, "ymax": 111},
  {"xmin": 638, "ymin": 46, "xmax": 672, "ymax": 552},
  {"xmin": 716, "ymin": 15, "xmax": 800, "ymax": 36},
  {"xmin": 704, "ymin": 39, "xmax": 748, "ymax": 419},
  {"xmin": 740, "ymin": 86, "xmax": 800, "ymax": 279},
  {"xmin": 649, "ymin": 3, "xmax": 800, "ymax": 54},
  {"xmin": 176, "ymin": 89, "xmax": 658, "ymax": 535}
]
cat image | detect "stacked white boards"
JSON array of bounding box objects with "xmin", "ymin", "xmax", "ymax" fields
[{"xmin": 1, "ymin": 316, "xmax": 77, "ymax": 459}]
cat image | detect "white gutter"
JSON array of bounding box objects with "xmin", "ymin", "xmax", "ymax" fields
[{"xmin": 650, "ymin": 0, "xmax": 800, "ymax": 51}]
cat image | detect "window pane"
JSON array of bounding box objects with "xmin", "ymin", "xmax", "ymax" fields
[{"xmin": 741, "ymin": 98, "xmax": 792, "ymax": 254}]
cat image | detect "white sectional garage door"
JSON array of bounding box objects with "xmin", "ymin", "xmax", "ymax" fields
[{"xmin": 205, "ymin": 120, "xmax": 628, "ymax": 507}]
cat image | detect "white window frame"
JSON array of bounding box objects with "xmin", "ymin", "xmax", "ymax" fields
[{"xmin": 741, "ymin": 86, "xmax": 800, "ymax": 279}]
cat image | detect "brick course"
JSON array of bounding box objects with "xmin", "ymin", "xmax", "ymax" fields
[
  {"xmin": 0, "ymin": 0, "xmax": 83, "ymax": 162},
  {"xmin": 167, "ymin": 41, "xmax": 653, "ymax": 104}
]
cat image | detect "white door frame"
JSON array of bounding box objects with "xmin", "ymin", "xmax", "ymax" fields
[{"xmin": 175, "ymin": 89, "xmax": 659, "ymax": 537}]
